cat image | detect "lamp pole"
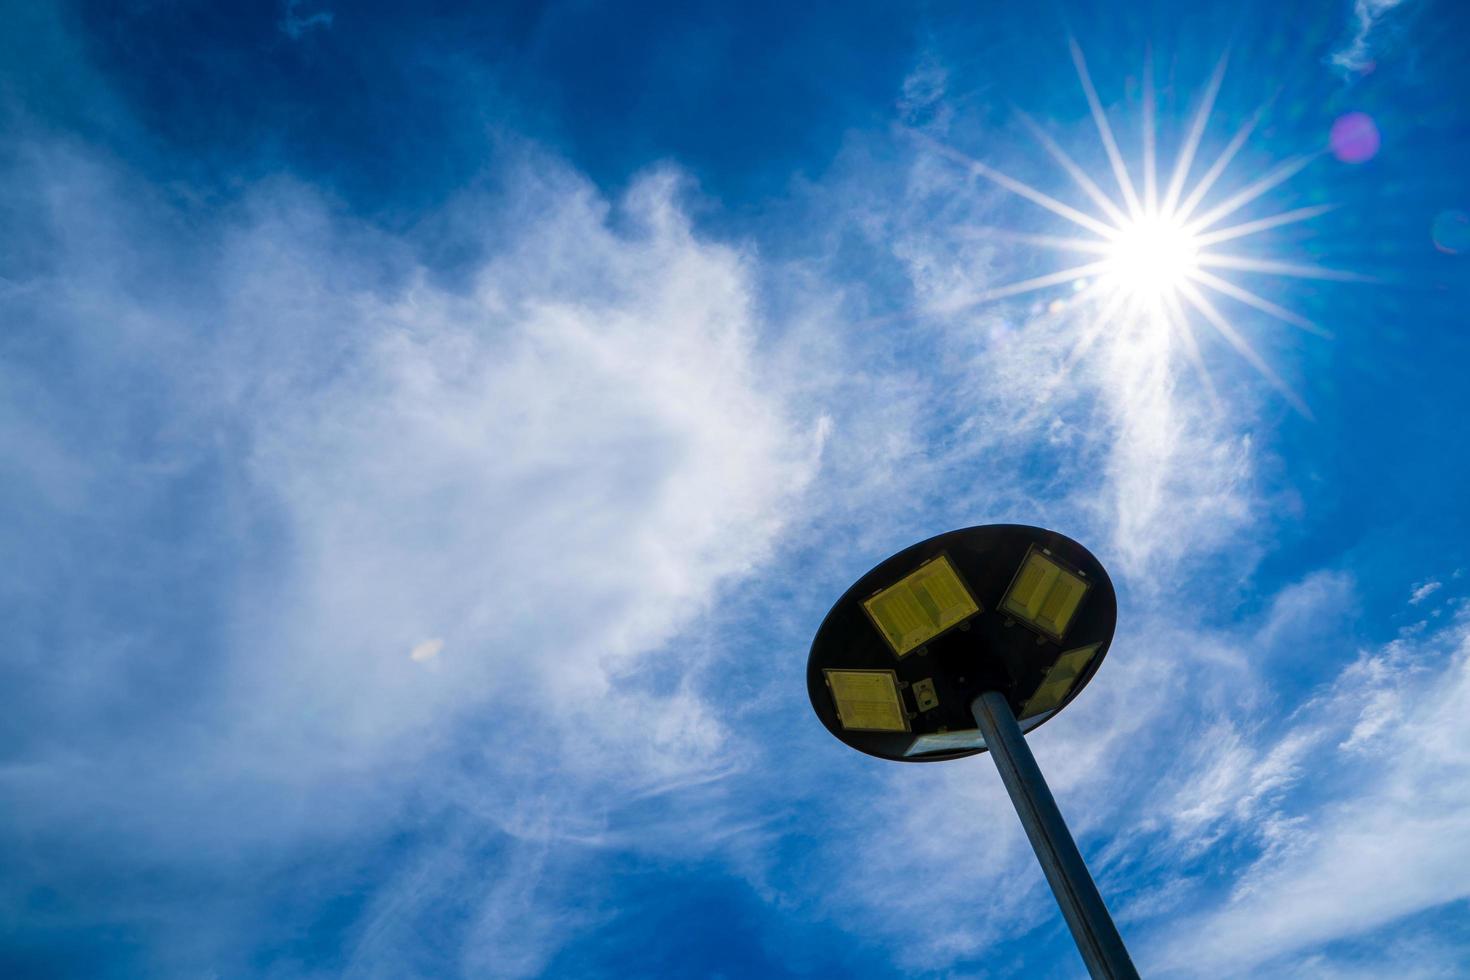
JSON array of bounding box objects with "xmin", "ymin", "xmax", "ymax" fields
[
  {"xmin": 806, "ymin": 524, "xmax": 1143, "ymax": 980},
  {"xmin": 970, "ymin": 691, "xmax": 1139, "ymax": 980}
]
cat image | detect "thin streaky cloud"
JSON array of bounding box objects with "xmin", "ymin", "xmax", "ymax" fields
[
  {"xmin": 1331, "ymin": 0, "xmax": 1416, "ymax": 74},
  {"xmin": 1409, "ymin": 581, "xmax": 1442, "ymax": 605}
]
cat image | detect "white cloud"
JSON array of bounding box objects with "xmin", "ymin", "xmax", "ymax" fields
[
  {"xmin": 898, "ymin": 56, "xmax": 953, "ymax": 133},
  {"xmin": 280, "ymin": 0, "xmax": 334, "ymax": 40},
  {"xmin": 735, "ymin": 75, "xmax": 1290, "ymax": 968},
  {"xmin": 1150, "ymin": 609, "xmax": 1470, "ymax": 976},
  {"xmin": 776, "ymin": 532, "xmax": 1369, "ymax": 971},
  {"xmin": 5, "ymin": 29, "xmax": 1457, "ymax": 977},
  {"xmin": 1331, "ymin": 0, "xmax": 1416, "ymax": 74},
  {"xmin": 0, "ymin": 137, "xmax": 821, "ymax": 975},
  {"xmin": 220, "ymin": 165, "xmax": 818, "ymax": 774},
  {"xmin": 877, "ymin": 120, "xmax": 1263, "ymax": 580},
  {"xmin": 796, "ymin": 568, "xmax": 1461, "ymax": 976},
  {"xmin": 1409, "ymin": 580, "xmax": 1442, "ymax": 605},
  {"xmin": 409, "ymin": 637, "xmax": 444, "ymax": 661}
]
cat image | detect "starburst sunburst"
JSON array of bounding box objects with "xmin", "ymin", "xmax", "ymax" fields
[{"xmin": 914, "ymin": 43, "xmax": 1364, "ymax": 415}]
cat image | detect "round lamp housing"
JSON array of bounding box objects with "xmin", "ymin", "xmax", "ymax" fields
[{"xmin": 806, "ymin": 524, "xmax": 1117, "ymax": 762}]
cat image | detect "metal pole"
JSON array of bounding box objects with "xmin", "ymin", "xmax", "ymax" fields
[{"xmin": 971, "ymin": 691, "xmax": 1139, "ymax": 980}]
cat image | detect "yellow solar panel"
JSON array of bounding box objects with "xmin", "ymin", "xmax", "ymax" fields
[
  {"xmin": 824, "ymin": 669, "xmax": 910, "ymax": 732},
  {"xmin": 1001, "ymin": 548, "xmax": 1090, "ymax": 640},
  {"xmin": 862, "ymin": 554, "xmax": 980, "ymax": 657}
]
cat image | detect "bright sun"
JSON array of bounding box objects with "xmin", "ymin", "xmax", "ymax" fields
[
  {"xmin": 911, "ymin": 41, "xmax": 1361, "ymax": 414},
  {"xmin": 1106, "ymin": 214, "xmax": 1200, "ymax": 298}
]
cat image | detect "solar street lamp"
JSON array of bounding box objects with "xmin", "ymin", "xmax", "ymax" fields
[{"xmin": 807, "ymin": 524, "xmax": 1138, "ymax": 980}]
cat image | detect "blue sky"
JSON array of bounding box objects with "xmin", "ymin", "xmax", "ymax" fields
[{"xmin": 3, "ymin": 0, "xmax": 1469, "ymax": 977}]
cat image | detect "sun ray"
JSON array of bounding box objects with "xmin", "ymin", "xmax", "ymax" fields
[
  {"xmin": 1015, "ymin": 110, "xmax": 1131, "ymax": 227},
  {"xmin": 908, "ymin": 130, "xmax": 1120, "ymax": 238},
  {"xmin": 1060, "ymin": 284, "xmax": 1133, "ymax": 377},
  {"xmin": 873, "ymin": 259, "xmax": 1114, "ymax": 327},
  {"xmin": 1191, "ymin": 204, "xmax": 1338, "ymax": 249},
  {"xmin": 977, "ymin": 260, "xmax": 1113, "ymax": 303},
  {"xmin": 1185, "ymin": 155, "xmax": 1317, "ymax": 234},
  {"xmin": 1069, "ymin": 39, "xmax": 1144, "ymax": 218},
  {"xmin": 1177, "ymin": 278, "xmax": 1312, "ymax": 417},
  {"xmin": 1162, "ymin": 290, "xmax": 1221, "ymax": 409},
  {"xmin": 1187, "ymin": 267, "xmax": 1331, "ymax": 337},
  {"xmin": 1015, "ymin": 283, "xmax": 1134, "ymax": 431},
  {"xmin": 1142, "ymin": 51, "xmax": 1158, "ymax": 214},
  {"xmin": 962, "ymin": 160, "xmax": 1119, "ymax": 240},
  {"xmin": 1161, "ymin": 54, "xmax": 1228, "ymax": 215},
  {"xmin": 1195, "ymin": 253, "xmax": 1367, "ymax": 281},
  {"xmin": 904, "ymin": 45, "xmax": 1353, "ymax": 414},
  {"xmin": 1174, "ymin": 101, "xmax": 1269, "ymax": 222},
  {"xmin": 959, "ymin": 226, "xmax": 1113, "ymax": 255}
]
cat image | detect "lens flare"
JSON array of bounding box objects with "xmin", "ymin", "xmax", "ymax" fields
[{"xmin": 1330, "ymin": 112, "xmax": 1381, "ymax": 164}]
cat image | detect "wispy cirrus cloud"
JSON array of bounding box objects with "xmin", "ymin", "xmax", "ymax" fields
[
  {"xmin": 735, "ymin": 43, "xmax": 1468, "ymax": 975},
  {"xmin": 1331, "ymin": 0, "xmax": 1417, "ymax": 74},
  {"xmin": 0, "ymin": 128, "xmax": 822, "ymax": 975},
  {"xmin": 721, "ymin": 54, "xmax": 1283, "ymax": 971},
  {"xmin": 887, "ymin": 110, "xmax": 1261, "ymax": 578},
  {"xmin": 3, "ymin": 10, "xmax": 1456, "ymax": 977},
  {"xmin": 1410, "ymin": 580, "xmax": 1443, "ymax": 605},
  {"xmin": 1152, "ymin": 600, "xmax": 1470, "ymax": 976},
  {"xmin": 279, "ymin": 0, "xmax": 334, "ymax": 40}
]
